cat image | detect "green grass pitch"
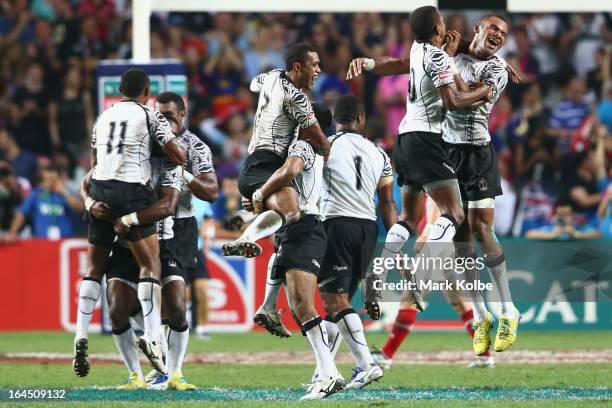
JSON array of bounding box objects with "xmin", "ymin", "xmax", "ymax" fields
[{"xmin": 0, "ymin": 331, "xmax": 611, "ymax": 407}]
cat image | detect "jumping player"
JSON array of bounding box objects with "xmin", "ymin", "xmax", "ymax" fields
[
  {"xmin": 73, "ymin": 68, "xmax": 186, "ymax": 377},
  {"xmin": 222, "ymin": 43, "xmax": 330, "ymax": 258}
]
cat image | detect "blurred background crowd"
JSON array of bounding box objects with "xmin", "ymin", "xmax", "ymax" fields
[{"xmin": 0, "ymin": 1, "xmax": 612, "ymax": 242}]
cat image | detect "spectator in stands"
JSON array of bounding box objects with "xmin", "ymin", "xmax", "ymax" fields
[
  {"xmin": 547, "ymin": 77, "xmax": 590, "ymax": 156},
  {"xmin": 0, "ymin": 161, "xmax": 26, "ymax": 234},
  {"xmin": 0, "ymin": 128, "xmax": 38, "ymax": 183},
  {"xmin": 587, "ymin": 47, "xmax": 609, "ymax": 101},
  {"xmin": 242, "ymin": 25, "xmax": 284, "ymax": 80},
  {"xmin": 526, "ymin": 199, "xmax": 600, "ymax": 240},
  {"xmin": 562, "ymin": 141, "xmax": 607, "ymax": 226},
  {"xmin": 8, "ymin": 62, "xmax": 50, "ymax": 154},
  {"xmin": 48, "ymin": 66, "xmax": 94, "ymax": 160},
  {"xmin": 5, "ymin": 165, "xmax": 82, "ymax": 241}
]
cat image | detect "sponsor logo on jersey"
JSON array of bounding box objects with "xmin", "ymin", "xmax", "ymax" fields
[{"xmin": 438, "ymin": 70, "xmax": 452, "ymax": 80}]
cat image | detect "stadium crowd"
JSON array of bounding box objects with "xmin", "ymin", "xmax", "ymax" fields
[{"xmin": 0, "ymin": 2, "xmax": 611, "ymax": 240}]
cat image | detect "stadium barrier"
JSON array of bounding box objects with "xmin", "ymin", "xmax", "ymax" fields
[{"xmin": 0, "ymin": 238, "xmax": 610, "ymax": 331}]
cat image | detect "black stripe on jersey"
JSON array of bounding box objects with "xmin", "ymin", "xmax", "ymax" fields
[{"xmin": 136, "ymin": 103, "xmax": 153, "ymax": 140}]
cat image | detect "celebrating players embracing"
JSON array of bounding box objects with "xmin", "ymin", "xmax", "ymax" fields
[{"xmin": 73, "ymin": 68, "xmax": 186, "ymax": 377}]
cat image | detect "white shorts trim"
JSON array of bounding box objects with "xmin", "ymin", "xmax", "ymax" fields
[
  {"xmin": 107, "ymin": 277, "xmax": 138, "ymax": 291},
  {"xmin": 466, "ymin": 198, "xmax": 495, "ymax": 209},
  {"xmin": 162, "ymin": 275, "xmax": 185, "ymax": 287}
]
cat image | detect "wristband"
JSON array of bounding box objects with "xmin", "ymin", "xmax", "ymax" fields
[
  {"xmin": 363, "ymin": 58, "xmax": 375, "ymax": 71},
  {"xmin": 85, "ymin": 197, "xmax": 96, "ymax": 211},
  {"xmin": 183, "ymin": 170, "xmax": 194, "ymax": 184},
  {"xmin": 120, "ymin": 212, "xmax": 139, "ymax": 227},
  {"xmin": 252, "ymin": 189, "xmax": 264, "ymax": 202}
]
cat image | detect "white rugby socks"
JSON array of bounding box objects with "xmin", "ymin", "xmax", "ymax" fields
[
  {"xmin": 463, "ymin": 254, "xmax": 489, "ymax": 323},
  {"xmin": 112, "ymin": 325, "xmax": 143, "ymax": 380},
  {"xmin": 303, "ymin": 316, "xmax": 337, "ymax": 379},
  {"xmin": 137, "ymin": 279, "xmax": 162, "ymax": 343},
  {"xmin": 427, "ymin": 215, "xmax": 458, "ymax": 243},
  {"xmin": 486, "ymin": 254, "xmax": 516, "ymax": 319},
  {"xmin": 75, "ymin": 278, "xmax": 101, "ymax": 340},
  {"xmin": 323, "ymin": 316, "xmax": 342, "ymax": 359},
  {"xmin": 238, "ymin": 210, "xmax": 284, "ymax": 243},
  {"xmin": 381, "ymin": 222, "xmax": 411, "ymax": 258},
  {"xmin": 261, "ymin": 253, "xmax": 282, "ymax": 312},
  {"xmin": 335, "ymin": 309, "xmax": 375, "ymax": 369},
  {"xmin": 167, "ymin": 324, "xmax": 189, "ymax": 375}
]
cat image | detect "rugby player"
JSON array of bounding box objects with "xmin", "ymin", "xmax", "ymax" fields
[
  {"xmin": 246, "ymin": 112, "xmax": 343, "ymax": 399},
  {"xmin": 73, "ymin": 68, "xmax": 186, "ymax": 377},
  {"xmin": 442, "ymin": 14, "xmax": 520, "ymax": 355},
  {"xmin": 222, "ymin": 43, "xmax": 330, "ymax": 258},
  {"xmin": 316, "ymin": 95, "xmax": 397, "ymax": 389}
]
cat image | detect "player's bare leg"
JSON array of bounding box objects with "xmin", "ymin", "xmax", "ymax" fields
[
  {"xmin": 73, "ymin": 245, "xmax": 110, "ymax": 378},
  {"xmin": 192, "ymin": 278, "xmax": 210, "ymax": 339},
  {"xmin": 107, "ymin": 279, "xmax": 145, "ymax": 389},
  {"xmin": 285, "ymin": 269, "xmax": 344, "ymax": 400},
  {"xmin": 128, "ymin": 235, "xmax": 166, "ymax": 373},
  {"xmin": 470, "ymin": 205, "xmax": 519, "ymax": 352},
  {"xmin": 223, "ymin": 187, "xmax": 300, "ymax": 258},
  {"xmin": 321, "ymin": 292, "xmax": 383, "ymax": 389}
]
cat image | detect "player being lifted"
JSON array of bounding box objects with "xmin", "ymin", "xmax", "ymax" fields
[
  {"xmin": 73, "ymin": 68, "xmax": 186, "ymax": 377},
  {"xmin": 222, "ymin": 43, "xmax": 330, "ymax": 258},
  {"xmin": 348, "ymin": 12, "xmax": 520, "ymax": 355},
  {"xmin": 316, "ymin": 95, "xmax": 397, "ymax": 389}
]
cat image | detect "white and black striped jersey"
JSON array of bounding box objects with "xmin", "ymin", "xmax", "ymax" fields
[
  {"xmin": 150, "ymin": 155, "xmax": 183, "ymax": 240},
  {"xmin": 248, "ymin": 69, "xmax": 318, "ymax": 158},
  {"xmin": 321, "ymin": 131, "xmax": 393, "ymax": 222},
  {"xmin": 442, "ymin": 54, "xmax": 508, "ymax": 145},
  {"xmin": 399, "ymin": 42, "xmax": 455, "ymax": 134},
  {"xmin": 287, "ymin": 140, "xmax": 323, "ymax": 216},
  {"xmin": 91, "ymin": 101, "xmax": 176, "ymax": 185},
  {"xmin": 174, "ymin": 129, "xmax": 215, "ymax": 219}
]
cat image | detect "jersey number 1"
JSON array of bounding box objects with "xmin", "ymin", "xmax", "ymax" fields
[
  {"xmin": 106, "ymin": 121, "xmax": 127, "ymax": 154},
  {"xmin": 354, "ymin": 155, "xmax": 363, "ymax": 191}
]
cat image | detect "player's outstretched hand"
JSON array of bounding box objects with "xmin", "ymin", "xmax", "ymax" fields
[
  {"xmin": 346, "ymin": 58, "xmax": 367, "ymax": 80},
  {"xmin": 113, "ymin": 218, "xmax": 130, "ymax": 236},
  {"xmin": 90, "ymin": 201, "xmax": 116, "ymax": 220},
  {"xmin": 444, "ymin": 30, "xmax": 461, "ymax": 57}
]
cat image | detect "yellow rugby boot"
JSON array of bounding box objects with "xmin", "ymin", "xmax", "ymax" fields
[
  {"xmin": 167, "ymin": 371, "xmax": 197, "ymax": 391},
  {"xmin": 472, "ymin": 312, "xmax": 494, "ymax": 356},
  {"xmin": 117, "ymin": 372, "xmax": 145, "ymax": 390},
  {"xmin": 494, "ymin": 308, "xmax": 520, "ymax": 352}
]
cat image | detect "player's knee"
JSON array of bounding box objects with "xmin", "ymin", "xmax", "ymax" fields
[
  {"xmin": 109, "ymin": 303, "xmax": 129, "ymax": 328},
  {"xmin": 472, "ymin": 221, "xmax": 492, "ymax": 243},
  {"xmin": 284, "ymin": 209, "xmax": 301, "ymax": 225},
  {"xmin": 166, "ymin": 301, "xmax": 187, "ymax": 327},
  {"xmin": 139, "ymin": 259, "xmax": 162, "ymax": 279}
]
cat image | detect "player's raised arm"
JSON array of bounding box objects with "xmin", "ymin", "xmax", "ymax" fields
[{"xmin": 346, "ymin": 56, "xmax": 410, "ymax": 79}]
